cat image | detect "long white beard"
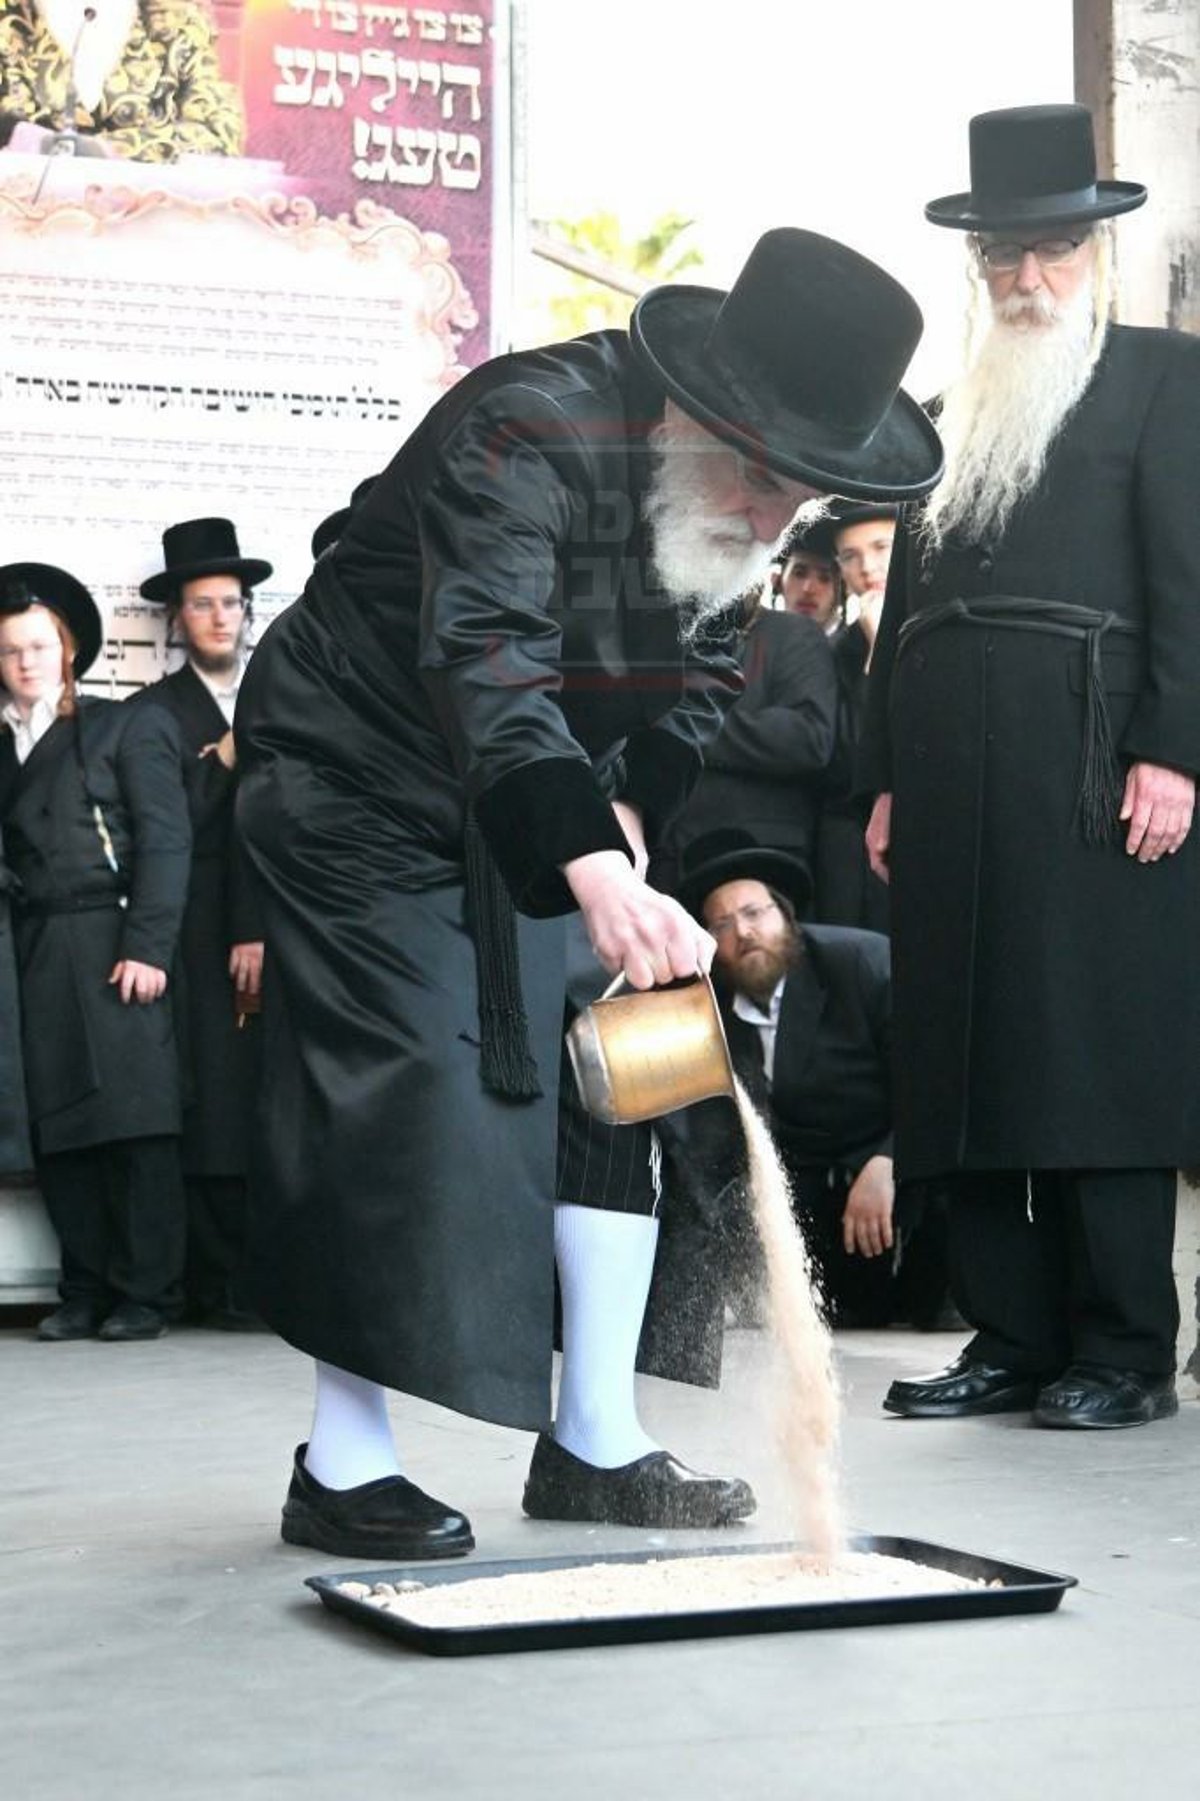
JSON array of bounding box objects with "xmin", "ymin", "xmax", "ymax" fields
[
  {"xmin": 922, "ymin": 281, "xmax": 1104, "ymax": 552},
  {"xmin": 643, "ymin": 414, "xmax": 814, "ymax": 625}
]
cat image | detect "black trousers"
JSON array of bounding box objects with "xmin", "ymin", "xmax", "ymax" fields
[
  {"xmin": 947, "ymin": 1168, "xmax": 1178, "ymax": 1376},
  {"xmin": 183, "ymin": 1175, "xmax": 252, "ymax": 1315},
  {"xmin": 37, "ymin": 1136, "xmax": 186, "ymax": 1314}
]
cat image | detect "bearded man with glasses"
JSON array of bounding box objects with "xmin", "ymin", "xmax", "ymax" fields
[{"xmin": 861, "ymin": 105, "xmax": 1200, "ymax": 1430}]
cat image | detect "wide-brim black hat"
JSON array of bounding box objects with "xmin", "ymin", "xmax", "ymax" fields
[
  {"xmin": 631, "ymin": 228, "xmax": 943, "ymax": 503},
  {"xmin": 828, "ymin": 499, "xmax": 900, "ymax": 531},
  {"xmin": 0, "ymin": 562, "xmax": 103, "ymax": 676},
  {"xmin": 926, "ymin": 104, "xmax": 1146, "ymax": 232},
  {"xmin": 675, "ymin": 829, "xmax": 813, "ymax": 922},
  {"xmin": 777, "ymin": 514, "xmax": 838, "ymax": 564},
  {"xmin": 140, "ymin": 517, "xmax": 272, "ymax": 603}
]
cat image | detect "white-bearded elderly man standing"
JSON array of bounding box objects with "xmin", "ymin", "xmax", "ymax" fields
[{"xmin": 861, "ymin": 105, "xmax": 1200, "ymax": 1431}]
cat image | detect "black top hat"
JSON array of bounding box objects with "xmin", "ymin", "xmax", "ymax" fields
[
  {"xmin": 675, "ymin": 829, "xmax": 813, "ymax": 922},
  {"xmin": 0, "ymin": 562, "xmax": 103, "ymax": 676},
  {"xmin": 926, "ymin": 104, "xmax": 1147, "ymax": 233},
  {"xmin": 631, "ymin": 228, "xmax": 942, "ymax": 503},
  {"xmin": 140, "ymin": 518, "xmax": 272, "ymax": 604}
]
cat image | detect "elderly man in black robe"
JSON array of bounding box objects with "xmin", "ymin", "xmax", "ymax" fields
[
  {"xmin": 861, "ymin": 106, "xmax": 1200, "ymax": 1430},
  {"xmin": 235, "ymin": 228, "xmax": 941, "ymax": 1559}
]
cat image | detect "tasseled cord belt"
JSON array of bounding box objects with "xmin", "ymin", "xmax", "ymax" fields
[
  {"xmin": 896, "ymin": 594, "xmax": 1142, "ymax": 846},
  {"xmin": 464, "ymin": 811, "xmax": 544, "ymax": 1102}
]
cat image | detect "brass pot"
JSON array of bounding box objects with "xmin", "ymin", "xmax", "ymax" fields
[{"xmin": 566, "ymin": 972, "xmax": 735, "ymax": 1125}]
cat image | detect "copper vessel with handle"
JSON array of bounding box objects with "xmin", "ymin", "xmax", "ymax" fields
[{"xmin": 566, "ymin": 972, "xmax": 736, "ymax": 1125}]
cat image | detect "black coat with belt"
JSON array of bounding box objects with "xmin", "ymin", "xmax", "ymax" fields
[
  {"xmin": 858, "ymin": 324, "xmax": 1200, "ymax": 1179},
  {"xmin": 0, "ymin": 698, "xmax": 191, "ymax": 1155},
  {"xmin": 654, "ymin": 607, "xmax": 837, "ymax": 887},
  {"xmin": 135, "ymin": 665, "xmax": 262, "ymax": 1177},
  {"xmin": 640, "ymin": 925, "xmax": 893, "ymax": 1385},
  {"xmin": 234, "ymin": 331, "xmax": 744, "ymax": 1426}
]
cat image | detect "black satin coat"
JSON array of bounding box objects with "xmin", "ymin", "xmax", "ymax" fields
[
  {"xmin": 859, "ymin": 325, "xmax": 1200, "ymax": 1179},
  {"xmin": 654, "ymin": 606, "xmax": 837, "ymax": 890},
  {"xmin": 0, "ymin": 843, "xmax": 31, "ymax": 1172},
  {"xmin": 135, "ymin": 665, "xmax": 262, "ymax": 1177},
  {"xmin": 0, "ymin": 698, "xmax": 191, "ymax": 1155},
  {"xmin": 235, "ymin": 332, "xmax": 743, "ymax": 1426}
]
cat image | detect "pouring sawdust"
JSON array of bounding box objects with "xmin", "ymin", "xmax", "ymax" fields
[{"xmin": 337, "ymin": 1551, "xmax": 988, "ymax": 1629}]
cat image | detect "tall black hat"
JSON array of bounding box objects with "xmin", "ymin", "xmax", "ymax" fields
[
  {"xmin": 828, "ymin": 498, "xmax": 900, "ymax": 533},
  {"xmin": 675, "ymin": 828, "xmax": 813, "ymax": 922},
  {"xmin": 0, "ymin": 562, "xmax": 103, "ymax": 675},
  {"xmin": 630, "ymin": 228, "xmax": 942, "ymax": 502},
  {"xmin": 925, "ymin": 104, "xmax": 1146, "ymax": 233},
  {"xmin": 140, "ymin": 518, "xmax": 272, "ymax": 604}
]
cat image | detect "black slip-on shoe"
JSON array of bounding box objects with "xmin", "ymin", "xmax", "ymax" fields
[
  {"xmin": 281, "ymin": 1443, "xmax": 474, "ymax": 1560},
  {"xmin": 98, "ymin": 1303, "xmax": 168, "ymax": 1342},
  {"xmin": 37, "ymin": 1300, "xmax": 106, "ymax": 1341},
  {"xmin": 522, "ymin": 1433, "xmax": 756, "ymax": 1528},
  {"xmin": 1033, "ymin": 1365, "xmax": 1178, "ymax": 1430},
  {"xmin": 883, "ymin": 1351, "xmax": 1049, "ymax": 1418}
]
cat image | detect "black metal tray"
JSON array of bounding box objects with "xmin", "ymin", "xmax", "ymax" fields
[{"xmin": 304, "ymin": 1534, "xmax": 1076, "ymax": 1657}]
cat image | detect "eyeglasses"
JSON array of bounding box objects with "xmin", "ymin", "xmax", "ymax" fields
[
  {"xmin": 974, "ymin": 236, "xmax": 1087, "ymax": 271},
  {"xmin": 707, "ymin": 900, "xmax": 779, "ymax": 939},
  {"xmin": 182, "ymin": 596, "xmax": 246, "ymax": 617},
  {"xmin": 0, "ymin": 640, "xmax": 59, "ymax": 663}
]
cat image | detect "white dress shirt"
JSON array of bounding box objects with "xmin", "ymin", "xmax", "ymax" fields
[
  {"xmin": 731, "ymin": 975, "xmax": 786, "ymax": 1086},
  {"xmin": 190, "ymin": 660, "xmax": 243, "ymax": 727},
  {"xmin": 3, "ymin": 687, "xmax": 64, "ymax": 765}
]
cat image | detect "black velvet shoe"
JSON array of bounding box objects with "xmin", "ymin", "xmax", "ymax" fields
[
  {"xmin": 1033, "ymin": 1365, "xmax": 1178, "ymax": 1430},
  {"xmin": 281, "ymin": 1444, "xmax": 474, "ymax": 1560},
  {"xmin": 97, "ymin": 1303, "xmax": 168, "ymax": 1342},
  {"xmin": 883, "ymin": 1351, "xmax": 1048, "ymax": 1418},
  {"xmin": 522, "ymin": 1434, "xmax": 757, "ymax": 1528},
  {"xmin": 37, "ymin": 1300, "xmax": 105, "ymax": 1341}
]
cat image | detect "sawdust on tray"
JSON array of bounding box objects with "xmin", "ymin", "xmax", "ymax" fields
[{"xmin": 336, "ymin": 1552, "xmax": 992, "ymax": 1629}]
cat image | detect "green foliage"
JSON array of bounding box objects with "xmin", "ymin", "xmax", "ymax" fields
[{"xmin": 540, "ymin": 211, "xmax": 702, "ymax": 337}]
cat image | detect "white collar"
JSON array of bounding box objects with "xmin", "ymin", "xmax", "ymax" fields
[{"xmin": 731, "ymin": 976, "xmax": 786, "ymax": 1028}]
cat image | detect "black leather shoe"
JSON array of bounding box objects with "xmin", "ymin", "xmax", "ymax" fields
[
  {"xmin": 281, "ymin": 1444, "xmax": 474, "ymax": 1560},
  {"xmin": 37, "ymin": 1300, "xmax": 105, "ymax": 1341},
  {"xmin": 522, "ymin": 1433, "xmax": 756, "ymax": 1528},
  {"xmin": 1034, "ymin": 1365, "xmax": 1178, "ymax": 1430},
  {"xmin": 883, "ymin": 1351, "xmax": 1048, "ymax": 1417},
  {"xmin": 97, "ymin": 1303, "xmax": 168, "ymax": 1342}
]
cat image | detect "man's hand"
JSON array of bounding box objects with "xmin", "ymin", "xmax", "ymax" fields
[
  {"xmin": 865, "ymin": 792, "xmax": 893, "ymax": 883},
  {"xmin": 199, "ymin": 730, "xmax": 237, "ymax": 771},
  {"xmin": 229, "ymin": 941, "xmax": 264, "ymax": 998},
  {"xmin": 843, "ymin": 1155, "xmax": 895, "ymax": 1258},
  {"xmin": 563, "ymin": 849, "xmax": 715, "ymax": 989},
  {"xmin": 108, "ymin": 960, "xmax": 168, "ymax": 1004},
  {"xmin": 1119, "ymin": 761, "xmax": 1195, "ymax": 862}
]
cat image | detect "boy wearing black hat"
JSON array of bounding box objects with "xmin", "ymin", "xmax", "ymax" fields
[
  {"xmin": 137, "ymin": 519, "xmax": 271, "ymax": 1328},
  {"xmin": 234, "ymin": 228, "xmax": 940, "ymax": 1556},
  {"xmin": 861, "ymin": 104, "xmax": 1200, "ymax": 1429},
  {"xmin": 0, "ymin": 564, "xmax": 191, "ymax": 1341}
]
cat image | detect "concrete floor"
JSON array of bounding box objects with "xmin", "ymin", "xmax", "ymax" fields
[{"xmin": 6, "ymin": 1318, "xmax": 1200, "ymax": 1800}]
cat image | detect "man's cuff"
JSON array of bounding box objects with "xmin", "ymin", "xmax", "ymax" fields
[{"xmin": 474, "ymin": 756, "xmax": 632, "ymax": 917}]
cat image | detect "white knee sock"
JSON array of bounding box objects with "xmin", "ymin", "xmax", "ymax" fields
[
  {"xmin": 303, "ymin": 1359, "xmax": 403, "ymax": 1490},
  {"xmin": 554, "ymin": 1203, "xmax": 660, "ymax": 1468}
]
